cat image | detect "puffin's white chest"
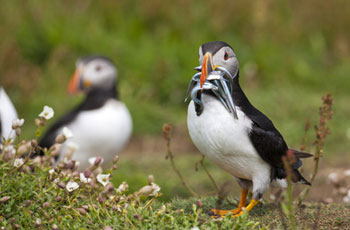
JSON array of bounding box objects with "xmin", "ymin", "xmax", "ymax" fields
[
  {"xmin": 187, "ymin": 95, "xmax": 270, "ymax": 180},
  {"xmin": 0, "ymin": 88, "xmax": 18, "ymax": 140},
  {"xmin": 59, "ymin": 99, "xmax": 132, "ymax": 169}
]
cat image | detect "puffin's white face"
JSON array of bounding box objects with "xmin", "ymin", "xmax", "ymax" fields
[
  {"xmin": 198, "ymin": 45, "xmax": 239, "ymax": 78},
  {"xmin": 68, "ymin": 57, "xmax": 117, "ymax": 94}
]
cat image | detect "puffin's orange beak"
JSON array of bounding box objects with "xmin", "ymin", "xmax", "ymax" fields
[
  {"xmin": 200, "ymin": 52, "xmax": 215, "ymax": 88},
  {"xmin": 67, "ymin": 69, "xmax": 80, "ymax": 94}
]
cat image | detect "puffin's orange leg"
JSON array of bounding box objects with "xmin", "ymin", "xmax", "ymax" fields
[
  {"xmin": 210, "ymin": 188, "xmax": 248, "ymax": 217},
  {"xmin": 233, "ymin": 199, "xmax": 259, "ymax": 217}
]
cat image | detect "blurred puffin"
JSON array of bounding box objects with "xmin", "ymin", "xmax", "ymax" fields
[
  {"xmin": 0, "ymin": 85, "xmax": 18, "ymax": 142},
  {"xmin": 39, "ymin": 56, "xmax": 132, "ymax": 169},
  {"xmin": 186, "ymin": 41, "xmax": 312, "ymax": 217}
]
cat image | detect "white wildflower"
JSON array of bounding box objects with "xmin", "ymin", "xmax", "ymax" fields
[
  {"xmin": 66, "ymin": 181, "xmax": 79, "ymax": 192},
  {"xmin": 138, "ymin": 182, "xmax": 161, "ymax": 197},
  {"xmin": 150, "ymin": 183, "xmax": 161, "ymax": 196},
  {"xmin": 343, "ymin": 196, "xmax": 350, "ymax": 203},
  {"xmin": 12, "ymin": 118, "xmax": 25, "ymax": 128},
  {"xmin": 62, "ymin": 127, "xmax": 73, "ymax": 139},
  {"xmin": 327, "ymin": 172, "xmax": 338, "ymax": 184},
  {"xmin": 49, "ymin": 169, "xmax": 55, "ymax": 175},
  {"xmin": 116, "ymin": 182, "xmax": 129, "ymax": 193},
  {"xmin": 88, "ymin": 157, "xmax": 104, "ymax": 166},
  {"xmin": 80, "ymin": 173, "xmax": 91, "ymax": 183},
  {"xmin": 191, "ymin": 227, "xmax": 200, "ymax": 230},
  {"xmin": 63, "ymin": 157, "xmax": 71, "ymax": 164},
  {"xmin": 54, "ymin": 178, "xmax": 60, "ymax": 183},
  {"xmin": 269, "ymin": 194, "xmax": 276, "ymax": 201},
  {"xmin": 96, "ymin": 174, "xmax": 110, "ymax": 187},
  {"xmin": 39, "ymin": 106, "xmax": 54, "ymax": 120},
  {"xmin": 344, "ymin": 170, "xmax": 350, "ymax": 177},
  {"xmin": 5, "ymin": 145, "xmax": 16, "ymax": 155},
  {"xmin": 13, "ymin": 158, "xmax": 24, "ymax": 167}
]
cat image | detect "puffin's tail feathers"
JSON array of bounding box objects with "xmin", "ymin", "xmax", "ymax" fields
[{"xmin": 288, "ymin": 148, "xmax": 313, "ymax": 158}]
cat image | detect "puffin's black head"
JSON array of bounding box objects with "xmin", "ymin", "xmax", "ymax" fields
[
  {"xmin": 68, "ymin": 55, "xmax": 117, "ymax": 94},
  {"xmin": 198, "ymin": 41, "xmax": 239, "ymax": 87}
]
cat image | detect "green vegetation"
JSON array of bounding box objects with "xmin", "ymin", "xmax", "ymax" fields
[
  {"xmin": 1, "ymin": 0, "xmax": 349, "ymax": 157},
  {"xmin": 1, "ymin": 155, "xmax": 349, "ymax": 229},
  {"xmin": 1, "ymin": 1, "xmax": 349, "ymax": 228}
]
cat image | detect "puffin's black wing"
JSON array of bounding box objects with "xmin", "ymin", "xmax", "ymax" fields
[
  {"xmin": 248, "ymin": 122, "xmax": 287, "ymax": 169},
  {"xmin": 38, "ymin": 108, "xmax": 80, "ymax": 151},
  {"xmin": 38, "ymin": 87, "xmax": 116, "ymax": 153},
  {"xmin": 246, "ymin": 108, "xmax": 311, "ymax": 184}
]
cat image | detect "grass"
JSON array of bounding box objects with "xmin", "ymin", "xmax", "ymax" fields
[
  {"xmin": 0, "ymin": 0, "xmax": 349, "ymax": 158},
  {"xmin": 0, "ymin": 94, "xmax": 348, "ymax": 229},
  {"xmin": 1, "ymin": 161, "xmax": 349, "ymax": 229}
]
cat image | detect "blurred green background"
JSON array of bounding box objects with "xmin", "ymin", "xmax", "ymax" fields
[{"xmin": 1, "ymin": 0, "xmax": 349, "ymax": 200}]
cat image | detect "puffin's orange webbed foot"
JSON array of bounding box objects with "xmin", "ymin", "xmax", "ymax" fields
[
  {"xmin": 209, "ymin": 188, "xmax": 248, "ymax": 218},
  {"xmin": 232, "ymin": 199, "xmax": 259, "ymax": 217},
  {"xmin": 209, "ymin": 207, "xmax": 243, "ymax": 217}
]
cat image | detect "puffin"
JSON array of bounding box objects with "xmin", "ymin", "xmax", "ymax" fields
[
  {"xmin": 0, "ymin": 85, "xmax": 18, "ymax": 142},
  {"xmin": 186, "ymin": 41, "xmax": 312, "ymax": 217},
  {"xmin": 39, "ymin": 56, "xmax": 132, "ymax": 169}
]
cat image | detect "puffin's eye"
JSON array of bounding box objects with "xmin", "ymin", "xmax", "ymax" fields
[
  {"xmin": 95, "ymin": 65, "xmax": 102, "ymax": 71},
  {"xmin": 224, "ymin": 52, "xmax": 229, "ymax": 61}
]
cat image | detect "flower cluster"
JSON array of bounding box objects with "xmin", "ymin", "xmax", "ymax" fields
[
  {"xmin": 325, "ymin": 170, "xmax": 350, "ymax": 203},
  {"xmin": 0, "ymin": 105, "xmax": 165, "ymax": 229}
]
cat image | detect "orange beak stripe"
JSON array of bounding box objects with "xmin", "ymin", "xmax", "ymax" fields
[
  {"xmin": 200, "ymin": 54, "xmax": 209, "ymax": 88},
  {"xmin": 67, "ymin": 69, "xmax": 80, "ymax": 94}
]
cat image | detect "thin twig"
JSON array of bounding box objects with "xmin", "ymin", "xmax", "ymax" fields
[
  {"xmin": 281, "ymin": 151, "xmax": 296, "ymax": 230},
  {"xmin": 299, "ymin": 94, "xmax": 333, "ymax": 203},
  {"xmin": 162, "ymin": 123, "xmax": 199, "ymax": 197},
  {"xmin": 199, "ymin": 155, "xmax": 220, "ymax": 193}
]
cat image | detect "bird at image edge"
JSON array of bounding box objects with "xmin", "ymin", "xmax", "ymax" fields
[
  {"xmin": 186, "ymin": 41, "xmax": 312, "ymax": 217},
  {"xmin": 0, "ymin": 85, "xmax": 18, "ymax": 143},
  {"xmin": 39, "ymin": 56, "xmax": 132, "ymax": 169}
]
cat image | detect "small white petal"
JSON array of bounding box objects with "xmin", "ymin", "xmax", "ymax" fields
[
  {"xmin": 138, "ymin": 183, "xmax": 161, "ymax": 197},
  {"xmin": 343, "ymin": 196, "xmax": 350, "ymax": 203},
  {"xmin": 327, "ymin": 172, "xmax": 338, "ymax": 184},
  {"xmin": 62, "ymin": 127, "xmax": 73, "ymax": 139},
  {"xmin": 39, "ymin": 106, "xmax": 54, "ymax": 120},
  {"xmin": 12, "ymin": 118, "xmax": 25, "ymax": 128},
  {"xmin": 191, "ymin": 227, "xmax": 200, "ymax": 230},
  {"xmin": 116, "ymin": 182, "xmax": 128, "ymax": 193},
  {"xmin": 13, "ymin": 158, "xmax": 24, "ymax": 167},
  {"xmin": 344, "ymin": 170, "xmax": 350, "ymax": 177},
  {"xmin": 150, "ymin": 183, "xmax": 161, "ymax": 196},
  {"xmin": 80, "ymin": 173, "xmax": 91, "ymax": 183},
  {"xmin": 97, "ymin": 174, "xmax": 110, "ymax": 187},
  {"xmin": 54, "ymin": 178, "xmax": 60, "ymax": 183},
  {"xmin": 66, "ymin": 181, "xmax": 79, "ymax": 192},
  {"xmin": 49, "ymin": 169, "xmax": 55, "ymax": 175}
]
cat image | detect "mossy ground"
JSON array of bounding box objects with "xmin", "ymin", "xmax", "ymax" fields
[{"xmin": 1, "ymin": 155, "xmax": 349, "ymax": 230}]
